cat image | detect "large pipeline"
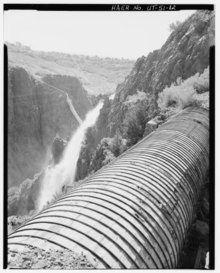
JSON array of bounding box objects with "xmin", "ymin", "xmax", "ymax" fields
[{"xmin": 8, "ymin": 107, "xmax": 209, "ymax": 269}]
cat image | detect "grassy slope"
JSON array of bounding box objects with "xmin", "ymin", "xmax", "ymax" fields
[{"xmin": 7, "ymin": 43, "xmax": 134, "ymax": 95}]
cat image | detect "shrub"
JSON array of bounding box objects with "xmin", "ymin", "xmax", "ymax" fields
[
  {"xmin": 158, "ymin": 67, "xmax": 209, "ymax": 109},
  {"xmin": 169, "ymin": 21, "xmax": 182, "ymax": 32},
  {"xmin": 124, "ymin": 90, "xmax": 147, "ymax": 105},
  {"xmin": 158, "ymin": 84, "xmax": 196, "ymax": 109},
  {"xmin": 8, "ymin": 187, "xmax": 20, "ymax": 216},
  {"xmin": 89, "ymin": 133, "xmax": 128, "ymax": 171},
  {"xmin": 123, "ymin": 103, "xmax": 151, "ymax": 146},
  {"xmin": 193, "ymin": 67, "xmax": 209, "ymax": 93}
]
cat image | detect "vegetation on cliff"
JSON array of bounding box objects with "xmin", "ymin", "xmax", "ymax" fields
[{"xmin": 158, "ymin": 67, "xmax": 209, "ymax": 109}]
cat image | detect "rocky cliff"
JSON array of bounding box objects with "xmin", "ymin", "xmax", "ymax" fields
[
  {"xmin": 75, "ymin": 9, "xmax": 214, "ymax": 181},
  {"xmin": 8, "ymin": 67, "xmax": 92, "ymax": 189},
  {"xmin": 107, "ymin": 10, "xmax": 214, "ymax": 135}
]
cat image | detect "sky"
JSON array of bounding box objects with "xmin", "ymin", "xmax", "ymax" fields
[{"xmin": 4, "ymin": 9, "xmax": 195, "ymax": 60}]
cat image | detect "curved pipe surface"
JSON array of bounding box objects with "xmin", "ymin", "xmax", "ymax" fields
[{"xmin": 8, "ymin": 107, "xmax": 209, "ymax": 269}]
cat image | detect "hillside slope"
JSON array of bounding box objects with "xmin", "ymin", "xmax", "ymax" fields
[
  {"xmin": 108, "ymin": 10, "xmax": 214, "ymax": 135},
  {"xmin": 7, "ymin": 42, "xmax": 134, "ymax": 95}
]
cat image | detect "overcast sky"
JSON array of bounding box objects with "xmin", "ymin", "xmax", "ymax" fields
[{"xmin": 4, "ymin": 9, "xmax": 195, "ymax": 59}]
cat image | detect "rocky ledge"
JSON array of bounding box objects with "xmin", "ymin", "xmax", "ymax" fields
[{"xmin": 8, "ymin": 246, "xmax": 94, "ymax": 269}]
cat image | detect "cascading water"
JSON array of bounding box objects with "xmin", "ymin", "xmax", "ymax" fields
[
  {"xmin": 37, "ymin": 101, "xmax": 104, "ymax": 211},
  {"xmin": 66, "ymin": 94, "xmax": 82, "ymax": 124},
  {"xmin": 109, "ymin": 93, "xmax": 115, "ymax": 100}
]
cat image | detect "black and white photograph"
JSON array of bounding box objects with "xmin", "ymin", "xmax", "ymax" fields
[{"xmin": 4, "ymin": 3, "xmax": 214, "ymax": 269}]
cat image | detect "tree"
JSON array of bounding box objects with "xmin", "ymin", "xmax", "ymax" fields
[
  {"xmin": 169, "ymin": 21, "xmax": 182, "ymax": 32},
  {"xmin": 110, "ymin": 131, "xmax": 127, "ymax": 157},
  {"xmin": 123, "ymin": 103, "xmax": 149, "ymax": 146}
]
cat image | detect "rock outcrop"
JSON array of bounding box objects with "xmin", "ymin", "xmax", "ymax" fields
[{"xmin": 107, "ymin": 10, "xmax": 214, "ymax": 135}]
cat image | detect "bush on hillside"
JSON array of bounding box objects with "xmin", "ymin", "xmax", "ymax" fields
[
  {"xmin": 124, "ymin": 90, "xmax": 147, "ymax": 105},
  {"xmin": 8, "ymin": 187, "xmax": 20, "ymax": 216},
  {"xmin": 193, "ymin": 67, "xmax": 209, "ymax": 93},
  {"xmin": 76, "ymin": 130, "xmax": 127, "ymax": 181},
  {"xmin": 158, "ymin": 84, "xmax": 196, "ymax": 109},
  {"xmin": 158, "ymin": 67, "xmax": 209, "ymax": 109},
  {"xmin": 123, "ymin": 102, "xmax": 156, "ymax": 146},
  {"xmin": 89, "ymin": 133, "xmax": 127, "ymax": 172},
  {"xmin": 169, "ymin": 20, "xmax": 182, "ymax": 32}
]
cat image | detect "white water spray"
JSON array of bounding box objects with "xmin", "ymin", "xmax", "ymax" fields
[
  {"xmin": 109, "ymin": 93, "xmax": 115, "ymax": 100},
  {"xmin": 37, "ymin": 101, "xmax": 103, "ymax": 210},
  {"xmin": 66, "ymin": 94, "xmax": 82, "ymax": 124}
]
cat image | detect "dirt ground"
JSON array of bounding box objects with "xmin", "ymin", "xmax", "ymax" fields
[{"xmin": 8, "ymin": 246, "xmax": 95, "ymax": 269}]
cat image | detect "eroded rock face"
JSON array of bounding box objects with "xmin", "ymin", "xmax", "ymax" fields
[
  {"xmin": 107, "ymin": 10, "xmax": 214, "ymax": 135},
  {"xmin": 8, "ymin": 67, "xmax": 92, "ymax": 189},
  {"xmin": 117, "ymin": 10, "xmax": 213, "ymax": 98}
]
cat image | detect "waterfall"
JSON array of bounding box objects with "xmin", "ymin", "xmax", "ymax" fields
[
  {"xmin": 37, "ymin": 101, "xmax": 104, "ymax": 211},
  {"xmin": 109, "ymin": 93, "xmax": 115, "ymax": 100},
  {"xmin": 66, "ymin": 94, "xmax": 82, "ymax": 124}
]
